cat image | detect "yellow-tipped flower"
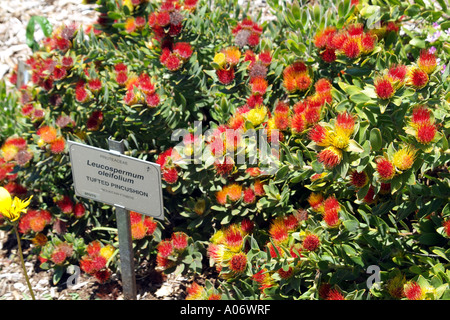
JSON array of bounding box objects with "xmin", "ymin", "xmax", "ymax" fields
[
  {"xmin": 392, "ymin": 146, "xmax": 417, "ymax": 171},
  {"xmin": 0, "ymin": 187, "xmax": 33, "ymax": 222},
  {"xmin": 330, "ymin": 127, "xmax": 351, "ymax": 150}
]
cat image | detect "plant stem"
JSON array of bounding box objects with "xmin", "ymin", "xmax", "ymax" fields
[{"xmin": 13, "ymin": 224, "xmax": 36, "ymax": 300}]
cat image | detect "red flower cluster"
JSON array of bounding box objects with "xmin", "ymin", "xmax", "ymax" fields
[
  {"xmin": 55, "ymin": 195, "xmax": 86, "ymax": 218},
  {"xmin": 50, "ymin": 242, "xmax": 73, "ymax": 265},
  {"xmin": 156, "ymin": 232, "xmax": 189, "ymax": 270},
  {"xmin": 80, "ymin": 241, "xmax": 114, "ymax": 283},
  {"xmin": 308, "ymin": 193, "xmax": 341, "ymax": 227},
  {"xmin": 1, "ymin": 136, "xmax": 33, "ymax": 166},
  {"xmin": 19, "ymin": 209, "xmax": 52, "ymax": 234},
  {"xmin": 43, "ymin": 23, "xmax": 77, "ymax": 52},
  {"xmin": 269, "ymin": 214, "xmax": 300, "ymax": 244},
  {"xmin": 160, "ymin": 41, "xmax": 193, "ymax": 71},
  {"xmin": 408, "ymin": 105, "xmax": 437, "ymax": 144},
  {"xmin": 232, "ymin": 18, "xmax": 263, "ymax": 48},
  {"xmin": 123, "ymin": 72, "xmax": 160, "ymax": 107},
  {"xmin": 283, "ymin": 61, "xmax": 312, "ymax": 93},
  {"xmin": 291, "ymin": 78, "xmax": 333, "ymax": 133},
  {"xmin": 156, "ymin": 147, "xmax": 181, "ymax": 184},
  {"xmin": 215, "ymin": 180, "xmax": 265, "ymax": 205},
  {"xmin": 129, "ymin": 211, "xmax": 158, "ymax": 240},
  {"xmin": 314, "ymin": 23, "xmax": 378, "ymax": 62}
]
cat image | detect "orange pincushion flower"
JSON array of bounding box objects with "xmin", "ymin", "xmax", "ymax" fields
[
  {"xmin": 223, "ymin": 47, "xmax": 241, "ymax": 66},
  {"xmin": 125, "ymin": 18, "xmax": 136, "ymax": 33},
  {"xmin": 253, "ymin": 179, "xmax": 265, "ymax": 196},
  {"xmin": 250, "ymin": 76, "xmax": 268, "ymax": 95},
  {"xmin": 269, "ymin": 216, "xmax": 289, "ymax": 244},
  {"xmin": 37, "ymin": 125, "xmax": 57, "ymax": 143},
  {"xmin": 186, "ymin": 282, "xmax": 205, "ymax": 300},
  {"xmin": 50, "ymin": 136, "xmax": 66, "ymax": 154},
  {"xmin": 317, "ymin": 146, "xmax": 343, "ymax": 169},
  {"xmin": 392, "ymin": 146, "xmax": 416, "ymax": 171},
  {"xmin": 376, "ymin": 157, "xmax": 395, "ymax": 181},
  {"xmin": 417, "ymin": 49, "xmax": 437, "ymax": 74},
  {"xmin": 216, "ymin": 188, "xmax": 228, "ymax": 205},
  {"xmin": 131, "ymin": 221, "xmax": 147, "ymax": 240},
  {"xmin": 225, "ymin": 183, "xmax": 242, "ymax": 202},
  {"xmin": 308, "ymin": 193, "xmax": 324, "ymax": 211}
]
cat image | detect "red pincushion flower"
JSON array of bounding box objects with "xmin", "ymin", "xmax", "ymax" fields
[
  {"xmin": 75, "ymin": 83, "xmax": 89, "ymax": 103},
  {"xmin": 240, "ymin": 218, "xmax": 254, "ymax": 234},
  {"xmin": 411, "ymin": 105, "xmax": 431, "ymax": 125},
  {"xmin": 314, "ymin": 27, "xmax": 337, "ymax": 49},
  {"xmin": 216, "ymin": 68, "xmax": 235, "ymax": 85},
  {"xmin": 224, "ymin": 226, "xmax": 244, "ymax": 250},
  {"xmin": 417, "ymin": 49, "xmax": 437, "ymax": 74},
  {"xmin": 74, "ymin": 203, "xmax": 86, "ymax": 218},
  {"xmin": 404, "ymin": 281, "xmax": 423, "ymax": 300},
  {"xmin": 416, "ymin": 123, "xmax": 437, "ymax": 144},
  {"xmin": 321, "ymin": 48, "xmax": 336, "ymax": 63},
  {"xmin": 156, "ymin": 11, "xmax": 171, "ymax": 26},
  {"xmin": 374, "ymin": 76, "xmax": 395, "ymax": 100},
  {"xmin": 308, "ymin": 124, "xmax": 329, "ymax": 146},
  {"xmin": 314, "ymin": 78, "xmax": 332, "ymax": 93},
  {"xmin": 303, "ymin": 234, "xmax": 320, "ymax": 251},
  {"xmin": 229, "ymin": 253, "xmax": 247, "ymax": 274},
  {"xmin": 144, "ymin": 216, "xmax": 157, "ymax": 235},
  {"xmin": 342, "ymin": 38, "xmax": 361, "ymax": 59},
  {"xmin": 172, "ymin": 232, "xmax": 188, "ymax": 250},
  {"xmin": 173, "ymin": 42, "xmax": 193, "ymax": 61},
  {"xmin": 376, "ymin": 157, "xmax": 395, "ymax": 181},
  {"xmin": 250, "ymin": 77, "xmax": 268, "ymax": 95},
  {"xmin": 88, "ymin": 78, "xmax": 102, "ymax": 92},
  {"xmin": 291, "ymin": 113, "xmax": 306, "ymax": 133},
  {"xmin": 163, "ymin": 167, "xmax": 179, "ymax": 184},
  {"xmin": 51, "ymin": 251, "xmax": 67, "ymax": 265},
  {"xmin": 326, "ymin": 288, "xmax": 345, "ymax": 300},
  {"xmin": 57, "ymin": 195, "xmax": 74, "ymax": 214},
  {"xmin": 164, "ymin": 54, "xmax": 182, "ymax": 71},
  {"xmin": 295, "ymin": 74, "xmax": 312, "ymax": 91},
  {"xmin": 388, "ymin": 64, "xmax": 408, "ymax": 83},
  {"xmin": 350, "ymin": 170, "xmax": 368, "ymax": 188},
  {"xmin": 408, "ymin": 67, "xmax": 429, "ymax": 89},
  {"xmin": 443, "ymin": 219, "xmax": 450, "ymax": 238},
  {"xmin": 94, "ymin": 269, "xmax": 111, "ymax": 283},
  {"xmin": 269, "ymin": 217, "xmax": 289, "ymax": 244},
  {"xmin": 243, "ymin": 187, "xmax": 256, "ymax": 204},
  {"xmin": 317, "ymin": 146, "xmax": 343, "ymax": 169},
  {"xmin": 157, "ymin": 240, "xmax": 174, "ymax": 258}
]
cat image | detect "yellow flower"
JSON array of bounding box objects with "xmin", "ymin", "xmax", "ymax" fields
[
  {"xmin": 392, "ymin": 146, "xmax": 417, "ymax": 171},
  {"xmin": 100, "ymin": 245, "xmax": 115, "ymax": 261},
  {"xmin": 0, "ymin": 187, "xmax": 32, "ymax": 222},
  {"xmin": 246, "ymin": 106, "xmax": 267, "ymax": 127},
  {"xmin": 329, "ymin": 127, "xmax": 350, "ymax": 150},
  {"xmin": 213, "ymin": 53, "xmax": 226, "ymax": 69}
]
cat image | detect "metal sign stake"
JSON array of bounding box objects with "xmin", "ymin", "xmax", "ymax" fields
[{"xmin": 108, "ymin": 138, "xmax": 137, "ymax": 300}]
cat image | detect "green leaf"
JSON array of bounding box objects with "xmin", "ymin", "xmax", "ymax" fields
[
  {"xmin": 369, "ymin": 128, "xmax": 382, "ymax": 151},
  {"xmin": 26, "ymin": 16, "xmax": 53, "ymax": 50},
  {"xmin": 409, "ymin": 38, "xmax": 426, "ymax": 48}
]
